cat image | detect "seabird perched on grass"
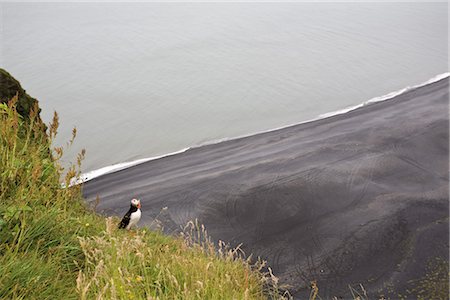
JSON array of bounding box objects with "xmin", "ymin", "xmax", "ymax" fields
[{"xmin": 118, "ymin": 198, "xmax": 142, "ymax": 230}]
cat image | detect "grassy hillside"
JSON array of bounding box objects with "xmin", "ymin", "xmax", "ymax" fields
[{"xmin": 0, "ymin": 92, "xmax": 285, "ymax": 299}]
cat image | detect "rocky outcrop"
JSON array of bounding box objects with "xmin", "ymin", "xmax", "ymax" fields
[{"xmin": 0, "ymin": 68, "xmax": 43, "ymax": 122}]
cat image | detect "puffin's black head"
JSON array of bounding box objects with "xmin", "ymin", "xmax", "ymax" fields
[{"xmin": 130, "ymin": 198, "xmax": 141, "ymax": 209}]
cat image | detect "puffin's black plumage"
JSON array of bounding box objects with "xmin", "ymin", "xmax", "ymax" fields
[{"xmin": 118, "ymin": 205, "xmax": 138, "ymax": 229}]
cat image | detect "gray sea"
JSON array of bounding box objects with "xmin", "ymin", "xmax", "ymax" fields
[{"xmin": 1, "ymin": 2, "xmax": 447, "ymax": 173}]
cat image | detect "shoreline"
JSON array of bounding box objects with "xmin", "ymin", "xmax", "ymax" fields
[
  {"xmin": 76, "ymin": 72, "xmax": 449, "ymax": 185},
  {"xmin": 83, "ymin": 75, "xmax": 449, "ymax": 297}
]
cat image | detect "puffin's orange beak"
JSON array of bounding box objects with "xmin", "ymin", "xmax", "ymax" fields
[{"xmin": 138, "ymin": 202, "xmax": 141, "ymax": 209}]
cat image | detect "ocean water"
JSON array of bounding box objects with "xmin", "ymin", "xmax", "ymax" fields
[{"xmin": 1, "ymin": 3, "xmax": 448, "ymax": 174}]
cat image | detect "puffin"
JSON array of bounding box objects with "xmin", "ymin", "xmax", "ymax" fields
[{"xmin": 118, "ymin": 198, "xmax": 142, "ymax": 230}]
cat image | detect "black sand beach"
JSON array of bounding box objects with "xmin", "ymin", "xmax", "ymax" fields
[{"xmin": 83, "ymin": 77, "xmax": 449, "ymax": 298}]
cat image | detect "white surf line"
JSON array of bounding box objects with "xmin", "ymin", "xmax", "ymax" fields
[
  {"xmin": 319, "ymin": 72, "xmax": 450, "ymax": 119},
  {"xmin": 74, "ymin": 72, "xmax": 449, "ymax": 186},
  {"xmin": 69, "ymin": 147, "xmax": 190, "ymax": 186},
  {"xmin": 195, "ymin": 72, "xmax": 450, "ymax": 147}
]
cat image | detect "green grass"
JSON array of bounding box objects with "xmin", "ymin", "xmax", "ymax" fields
[{"xmin": 0, "ymin": 96, "xmax": 286, "ymax": 299}]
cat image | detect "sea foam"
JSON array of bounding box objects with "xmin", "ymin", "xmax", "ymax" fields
[
  {"xmin": 75, "ymin": 72, "xmax": 449, "ymax": 185},
  {"xmin": 70, "ymin": 148, "xmax": 190, "ymax": 186}
]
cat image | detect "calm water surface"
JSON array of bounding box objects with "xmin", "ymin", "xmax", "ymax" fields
[{"xmin": 1, "ymin": 3, "xmax": 447, "ymax": 172}]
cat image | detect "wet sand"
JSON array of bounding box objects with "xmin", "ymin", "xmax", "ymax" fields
[{"xmin": 83, "ymin": 77, "xmax": 449, "ymax": 298}]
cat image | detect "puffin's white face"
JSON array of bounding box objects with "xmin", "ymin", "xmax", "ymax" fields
[{"xmin": 131, "ymin": 198, "xmax": 141, "ymax": 209}]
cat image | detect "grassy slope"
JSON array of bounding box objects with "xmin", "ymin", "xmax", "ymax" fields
[{"xmin": 0, "ymin": 94, "xmax": 283, "ymax": 299}]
